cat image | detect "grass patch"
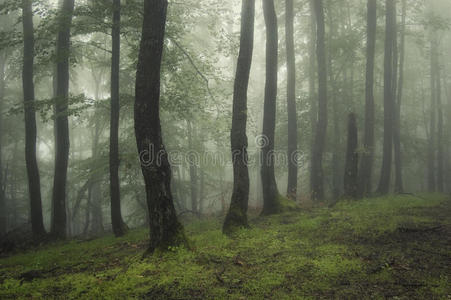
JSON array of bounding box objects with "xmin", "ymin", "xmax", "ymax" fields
[{"xmin": 0, "ymin": 193, "xmax": 450, "ymax": 299}]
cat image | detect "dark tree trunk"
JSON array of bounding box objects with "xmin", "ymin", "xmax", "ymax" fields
[
  {"xmin": 261, "ymin": 0, "xmax": 280, "ymax": 215},
  {"xmin": 110, "ymin": 0, "xmax": 127, "ymax": 237},
  {"xmin": 22, "ymin": 0, "xmax": 46, "ymax": 237},
  {"xmin": 376, "ymin": 0, "xmax": 395, "ymax": 195},
  {"xmin": 358, "ymin": 0, "xmax": 376, "ymax": 198},
  {"xmin": 223, "ymin": 0, "xmax": 254, "ymax": 234},
  {"xmin": 436, "ymin": 59, "xmax": 444, "ymax": 192},
  {"xmin": 344, "ymin": 113, "xmax": 358, "ymax": 199},
  {"xmin": 0, "ymin": 53, "xmax": 6, "ymax": 235},
  {"xmin": 135, "ymin": 0, "xmax": 187, "ymax": 253},
  {"xmin": 308, "ymin": 0, "xmax": 317, "ymax": 155},
  {"xmin": 91, "ymin": 112, "xmax": 104, "ymax": 235},
  {"xmin": 187, "ymin": 121, "xmax": 198, "ymax": 214},
  {"xmin": 285, "ymin": 0, "xmax": 298, "ymax": 200},
  {"xmin": 51, "ymin": 0, "xmax": 74, "ymax": 239},
  {"xmin": 393, "ymin": 0, "xmax": 406, "ymax": 194},
  {"xmin": 310, "ymin": 0, "xmax": 327, "ymax": 201},
  {"xmin": 428, "ymin": 40, "xmax": 437, "ymax": 192}
]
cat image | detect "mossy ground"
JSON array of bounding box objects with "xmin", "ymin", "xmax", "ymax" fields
[{"xmin": 0, "ymin": 194, "xmax": 450, "ymax": 299}]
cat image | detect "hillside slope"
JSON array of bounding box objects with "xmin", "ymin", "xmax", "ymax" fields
[{"xmin": 0, "ymin": 194, "xmax": 450, "ymax": 299}]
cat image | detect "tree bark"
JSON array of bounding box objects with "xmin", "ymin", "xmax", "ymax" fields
[
  {"xmin": 135, "ymin": 0, "xmax": 187, "ymax": 253},
  {"xmin": 285, "ymin": 0, "xmax": 298, "ymax": 200},
  {"xmin": 428, "ymin": 39, "xmax": 437, "ymax": 192},
  {"xmin": 110, "ymin": 0, "xmax": 127, "ymax": 237},
  {"xmin": 376, "ymin": 0, "xmax": 395, "ymax": 195},
  {"xmin": 308, "ymin": 0, "xmax": 317, "ymax": 159},
  {"xmin": 310, "ymin": 0, "xmax": 328, "ymax": 201},
  {"xmin": 261, "ymin": 0, "xmax": 280, "ymax": 215},
  {"xmin": 187, "ymin": 121, "xmax": 198, "ymax": 214},
  {"xmin": 344, "ymin": 113, "xmax": 358, "ymax": 199},
  {"xmin": 22, "ymin": 0, "xmax": 46, "ymax": 237},
  {"xmin": 393, "ymin": 0, "xmax": 405, "ymax": 194},
  {"xmin": 0, "ymin": 52, "xmax": 6, "ymax": 235},
  {"xmin": 436, "ymin": 56, "xmax": 444, "ymax": 192},
  {"xmin": 357, "ymin": 0, "xmax": 376, "ymax": 198},
  {"xmin": 51, "ymin": 0, "xmax": 74, "ymax": 239},
  {"xmin": 223, "ymin": 0, "xmax": 254, "ymax": 234}
]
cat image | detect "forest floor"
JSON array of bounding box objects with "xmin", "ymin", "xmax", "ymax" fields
[{"xmin": 0, "ymin": 194, "xmax": 450, "ymax": 299}]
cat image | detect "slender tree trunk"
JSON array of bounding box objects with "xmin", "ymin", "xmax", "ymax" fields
[
  {"xmin": 311, "ymin": 0, "xmax": 328, "ymax": 201},
  {"xmin": 223, "ymin": 0, "xmax": 254, "ymax": 234},
  {"xmin": 308, "ymin": 0, "xmax": 317, "ymax": 155},
  {"xmin": 428, "ymin": 40, "xmax": 437, "ymax": 192},
  {"xmin": 135, "ymin": 0, "xmax": 187, "ymax": 253},
  {"xmin": 51, "ymin": 0, "xmax": 74, "ymax": 239},
  {"xmin": 393, "ymin": 0, "xmax": 406, "ymax": 193},
  {"xmin": 376, "ymin": 0, "xmax": 395, "ymax": 195},
  {"xmin": 261, "ymin": 0, "xmax": 280, "ymax": 215},
  {"xmin": 344, "ymin": 113, "xmax": 358, "ymax": 199},
  {"xmin": 91, "ymin": 111, "xmax": 104, "ymax": 235},
  {"xmin": 285, "ymin": 0, "xmax": 298, "ymax": 200},
  {"xmin": 0, "ymin": 53, "xmax": 6, "ymax": 235},
  {"xmin": 436, "ymin": 59, "xmax": 444, "ymax": 192},
  {"xmin": 358, "ymin": 0, "xmax": 376, "ymax": 198},
  {"xmin": 22, "ymin": 0, "xmax": 46, "ymax": 237},
  {"xmin": 110, "ymin": 0, "xmax": 127, "ymax": 237},
  {"xmin": 187, "ymin": 121, "xmax": 198, "ymax": 214},
  {"xmin": 199, "ymin": 170, "xmax": 204, "ymax": 214}
]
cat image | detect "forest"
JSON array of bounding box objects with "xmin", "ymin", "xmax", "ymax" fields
[{"xmin": 0, "ymin": 0, "xmax": 450, "ymax": 298}]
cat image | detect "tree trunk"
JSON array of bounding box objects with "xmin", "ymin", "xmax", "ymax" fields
[
  {"xmin": 308, "ymin": 0, "xmax": 316, "ymax": 155},
  {"xmin": 428, "ymin": 39, "xmax": 437, "ymax": 192},
  {"xmin": 261, "ymin": 0, "xmax": 280, "ymax": 215},
  {"xmin": 436, "ymin": 57, "xmax": 444, "ymax": 192},
  {"xmin": 358, "ymin": 0, "xmax": 376, "ymax": 198},
  {"xmin": 285, "ymin": 0, "xmax": 298, "ymax": 200},
  {"xmin": 310, "ymin": 0, "xmax": 328, "ymax": 201},
  {"xmin": 393, "ymin": 0, "xmax": 406, "ymax": 194},
  {"xmin": 51, "ymin": 0, "xmax": 74, "ymax": 239},
  {"xmin": 135, "ymin": 0, "xmax": 187, "ymax": 253},
  {"xmin": 22, "ymin": 0, "xmax": 46, "ymax": 237},
  {"xmin": 110, "ymin": 0, "xmax": 127, "ymax": 237},
  {"xmin": 187, "ymin": 121, "xmax": 198, "ymax": 214},
  {"xmin": 91, "ymin": 110, "xmax": 104, "ymax": 235},
  {"xmin": 376, "ymin": 0, "xmax": 395, "ymax": 195},
  {"xmin": 223, "ymin": 0, "xmax": 254, "ymax": 234},
  {"xmin": 344, "ymin": 113, "xmax": 358, "ymax": 199},
  {"xmin": 0, "ymin": 52, "xmax": 6, "ymax": 235}
]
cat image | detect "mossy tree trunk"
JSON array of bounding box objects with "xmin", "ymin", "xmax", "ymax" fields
[
  {"xmin": 311, "ymin": 0, "xmax": 328, "ymax": 202},
  {"xmin": 261, "ymin": 0, "xmax": 280, "ymax": 215},
  {"xmin": 285, "ymin": 0, "xmax": 298, "ymax": 200},
  {"xmin": 344, "ymin": 113, "xmax": 358, "ymax": 199},
  {"xmin": 0, "ymin": 51, "xmax": 6, "ymax": 235},
  {"xmin": 376, "ymin": 0, "xmax": 395, "ymax": 195},
  {"xmin": 223, "ymin": 0, "xmax": 255, "ymax": 234},
  {"xmin": 51, "ymin": 0, "xmax": 74, "ymax": 239},
  {"xmin": 23, "ymin": 0, "xmax": 46, "ymax": 237},
  {"xmin": 358, "ymin": 0, "xmax": 377, "ymax": 198},
  {"xmin": 135, "ymin": 0, "xmax": 187, "ymax": 253},
  {"xmin": 110, "ymin": 0, "xmax": 127, "ymax": 237}
]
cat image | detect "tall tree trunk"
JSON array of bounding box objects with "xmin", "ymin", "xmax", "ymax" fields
[
  {"xmin": 0, "ymin": 53, "xmax": 6, "ymax": 235},
  {"xmin": 22, "ymin": 0, "xmax": 46, "ymax": 237},
  {"xmin": 187, "ymin": 121, "xmax": 198, "ymax": 214},
  {"xmin": 428, "ymin": 40, "xmax": 437, "ymax": 192},
  {"xmin": 393, "ymin": 0, "xmax": 406, "ymax": 193},
  {"xmin": 51, "ymin": 0, "xmax": 74, "ymax": 239},
  {"xmin": 261, "ymin": 0, "xmax": 280, "ymax": 215},
  {"xmin": 310, "ymin": 0, "xmax": 327, "ymax": 201},
  {"xmin": 308, "ymin": 0, "xmax": 317, "ymax": 160},
  {"xmin": 436, "ymin": 59, "xmax": 444, "ymax": 192},
  {"xmin": 285, "ymin": 0, "xmax": 298, "ymax": 200},
  {"xmin": 91, "ymin": 110, "xmax": 104, "ymax": 235},
  {"xmin": 223, "ymin": 0, "xmax": 254, "ymax": 234},
  {"xmin": 110, "ymin": 0, "xmax": 127, "ymax": 237},
  {"xmin": 135, "ymin": 0, "xmax": 187, "ymax": 253},
  {"xmin": 376, "ymin": 0, "xmax": 395, "ymax": 195},
  {"xmin": 358, "ymin": 0, "xmax": 376, "ymax": 198},
  {"xmin": 344, "ymin": 113, "xmax": 358, "ymax": 199}
]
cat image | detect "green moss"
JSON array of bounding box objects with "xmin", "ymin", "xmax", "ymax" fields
[{"xmin": 0, "ymin": 193, "xmax": 449, "ymax": 299}]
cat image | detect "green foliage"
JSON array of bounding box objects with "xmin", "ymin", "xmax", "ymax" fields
[{"xmin": 1, "ymin": 194, "xmax": 450, "ymax": 298}]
